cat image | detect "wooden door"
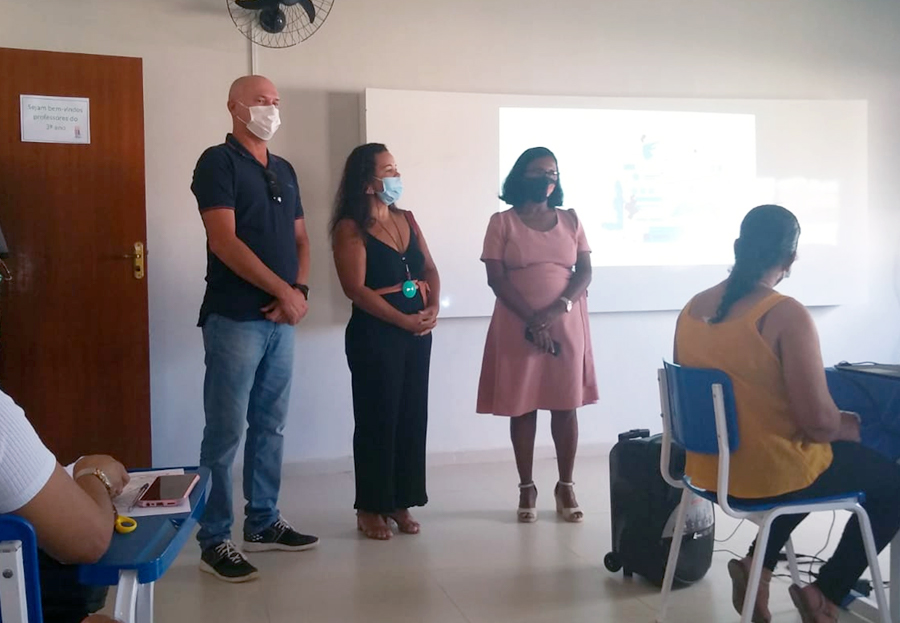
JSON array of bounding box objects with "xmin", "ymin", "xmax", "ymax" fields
[{"xmin": 0, "ymin": 48, "xmax": 150, "ymax": 466}]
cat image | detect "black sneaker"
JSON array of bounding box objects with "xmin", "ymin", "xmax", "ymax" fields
[
  {"xmin": 200, "ymin": 540, "xmax": 259, "ymax": 583},
  {"xmin": 243, "ymin": 516, "xmax": 319, "ymax": 552}
]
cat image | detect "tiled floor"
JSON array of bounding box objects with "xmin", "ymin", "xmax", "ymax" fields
[{"xmin": 103, "ymin": 453, "xmax": 882, "ymax": 622}]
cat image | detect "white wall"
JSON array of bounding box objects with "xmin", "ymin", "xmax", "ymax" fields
[{"xmin": 3, "ymin": 0, "xmax": 900, "ymax": 467}]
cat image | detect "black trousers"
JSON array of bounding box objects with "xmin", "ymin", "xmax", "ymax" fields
[
  {"xmin": 346, "ymin": 315, "xmax": 431, "ymax": 514},
  {"xmin": 740, "ymin": 441, "xmax": 900, "ymax": 604},
  {"xmin": 37, "ymin": 550, "xmax": 108, "ymax": 623}
]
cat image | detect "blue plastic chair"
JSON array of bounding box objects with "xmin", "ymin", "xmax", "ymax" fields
[
  {"xmin": 0, "ymin": 515, "xmax": 43, "ymax": 623},
  {"xmin": 656, "ymin": 362, "xmax": 890, "ymax": 623}
]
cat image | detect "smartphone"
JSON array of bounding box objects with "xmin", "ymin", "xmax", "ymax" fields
[
  {"xmin": 524, "ymin": 328, "xmax": 561, "ymax": 357},
  {"xmin": 137, "ymin": 474, "xmax": 200, "ymax": 507}
]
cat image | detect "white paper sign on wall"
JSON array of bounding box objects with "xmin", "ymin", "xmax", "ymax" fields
[{"xmin": 19, "ymin": 95, "xmax": 91, "ymax": 145}]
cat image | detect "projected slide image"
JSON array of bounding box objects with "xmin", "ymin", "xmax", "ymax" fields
[{"xmin": 500, "ymin": 107, "xmax": 759, "ymax": 267}]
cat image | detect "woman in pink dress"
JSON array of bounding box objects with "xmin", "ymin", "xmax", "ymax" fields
[{"xmin": 477, "ymin": 147, "xmax": 598, "ymax": 524}]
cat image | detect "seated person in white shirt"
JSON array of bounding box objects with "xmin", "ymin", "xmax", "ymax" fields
[{"xmin": 0, "ymin": 388, "xmax": 129, "ymax": 623}]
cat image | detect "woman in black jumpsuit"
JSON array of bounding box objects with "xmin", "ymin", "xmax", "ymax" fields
[{"xmin": 331, "ymin": 143, "xmax": 441, "ymax": 540}]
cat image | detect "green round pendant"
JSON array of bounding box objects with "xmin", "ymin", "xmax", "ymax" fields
[{"xmin": 402, "ymin": 280, "xmax": 418, "ymax": 298}]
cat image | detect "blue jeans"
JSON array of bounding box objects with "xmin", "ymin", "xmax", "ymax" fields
[{"xmin": 197, "ymin": 313, "xmax": 294, "ymax": 550}]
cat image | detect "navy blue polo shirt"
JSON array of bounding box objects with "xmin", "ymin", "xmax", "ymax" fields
[{"xmin": 191, "ymin": 134, "xmax": 304, "ymax": 326}]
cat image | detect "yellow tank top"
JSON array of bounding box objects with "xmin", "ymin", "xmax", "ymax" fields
[{"xmin": 675, "ymin": 292, "xmax": 833, "ymax": 499}]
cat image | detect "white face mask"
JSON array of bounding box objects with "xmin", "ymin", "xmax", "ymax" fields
[{"xmin": 238, "ymin": 103, "xmax": 281, "ymax": 141}]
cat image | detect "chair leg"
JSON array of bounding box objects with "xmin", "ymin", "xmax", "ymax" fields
[
  {"xmin": 136, "ymin": 581, "xmax": 154, "ymax": 623},
  {"xmin": 785, "ymin": 537, "xmax": 803, "ymax": 586},
  {"xmin": 656, "ymin": 488, "xmax": 691, "ymax": 623},
  {"xmin": 0, "ymin": 541, "xmax": 28, "ymax": 623},
  {"xmin": 114, "ymin": 570, "xmax": 139, "ymax": 623},
  {"xmin": 852, "ymin": 506, "xmax": 891, "ymax": 623},
  {"xmin": 741, "ymin": 517, "xmax": 775, "ymax": 623}
]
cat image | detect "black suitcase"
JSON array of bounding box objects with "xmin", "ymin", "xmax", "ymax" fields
[{"xmin": 604, "ymin": 429, "xmax": 715, "ymax": 586}]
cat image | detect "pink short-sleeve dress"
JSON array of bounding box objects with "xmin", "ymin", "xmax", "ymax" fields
[{"xmin": 476, "ymin": 208, "xmax": 599, "ymax": 417}]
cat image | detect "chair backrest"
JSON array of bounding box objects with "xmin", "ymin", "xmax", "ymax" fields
[
  {"xmin": 661, "ymin": 361, "xmax": 740, "ymax": 454},
  {"xmin": 0, "ymin": 514, "xmax": 43, "ymax": 623}
]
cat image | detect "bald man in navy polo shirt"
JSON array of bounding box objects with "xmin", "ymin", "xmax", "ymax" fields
[{"xmin": 191, "ymin": 75, "xmax": 317, "ymax": 583}]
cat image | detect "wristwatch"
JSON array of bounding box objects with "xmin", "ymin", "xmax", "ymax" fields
[
  {"xmin": 559, "ymin": 296, "xmax": 573, "ymax": 313},
  {"xmin": 74, "ymin": 468, "xmax": 114, "ymax": 497},
  {"xmin": 292, "ymin": 283, "xmax": 309, "ymax": 300}
]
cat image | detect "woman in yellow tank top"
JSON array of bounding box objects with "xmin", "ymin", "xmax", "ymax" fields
[{"xmin": 674, "ymin": 205, "xmax": 900, "ymax": 623}]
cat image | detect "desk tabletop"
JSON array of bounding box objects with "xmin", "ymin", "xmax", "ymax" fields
[
  {"xmin": 826, "ymin": 368, "xmax": 900, "ymax": 461},
  {"xmin": 78, "ymin": 467, "xmax": 210, "ymax": 586}
]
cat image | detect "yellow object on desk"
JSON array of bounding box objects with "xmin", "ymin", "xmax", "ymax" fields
[
  {"xmin": 112, "ymin": 479, "xmax": 147, "ymax": 534},
  {"xmin": 115, "ymin": 514, "xmax": 137, "ymax": 534}
]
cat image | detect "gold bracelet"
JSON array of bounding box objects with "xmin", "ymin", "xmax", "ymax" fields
[{"xmin": 74, "ymin": 468, "xmax": 114, "ymax": 497}]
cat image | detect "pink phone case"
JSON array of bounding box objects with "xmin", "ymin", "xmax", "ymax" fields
[{"xmin": 137, "ymin": 474, "xmax": 199, "ymax": 508}]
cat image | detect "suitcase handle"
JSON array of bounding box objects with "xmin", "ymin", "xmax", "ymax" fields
[{"xmin": 618, "ymin": 428, "xmax": 651, "ymax": 441}]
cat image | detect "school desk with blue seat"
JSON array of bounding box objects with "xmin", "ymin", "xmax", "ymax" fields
[{"xmin": 0, "ymin": 467, "xmax": 209, "ymax": 623}]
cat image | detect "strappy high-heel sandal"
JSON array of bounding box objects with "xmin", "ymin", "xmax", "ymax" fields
[
  {"xmin": 356, "ymin": 512, "xmax": 392, "ymax": 540},
  {"xmin": 554, "ymin": 481, "xmax": 584, "ymax": 523},
  {"xmin": 385, "ymin": 510, "xmax": 420, "ymax": 535},
  {"xmin": 517, "ymin": 482, "xmax": 537, "ymax": 523}
]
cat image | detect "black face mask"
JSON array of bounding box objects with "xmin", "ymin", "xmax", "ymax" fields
[{"xmin": 522, "ymin": 177, "xmax": 553, "ymax": 203}]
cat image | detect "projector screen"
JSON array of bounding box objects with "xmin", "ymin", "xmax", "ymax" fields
[{"xmin": 364, "ymin": 89, "xmax": 867, "ymax": 318}]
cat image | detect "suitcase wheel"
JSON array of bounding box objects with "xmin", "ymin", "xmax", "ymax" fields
[{"xmin": 603, "ymin": 552, "xmax": 622, "ymax": 573}]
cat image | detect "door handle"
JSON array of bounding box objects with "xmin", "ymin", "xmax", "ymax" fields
[{"xmin": 121, "ymin": 242, "xmax": 145, "ymax": 280}]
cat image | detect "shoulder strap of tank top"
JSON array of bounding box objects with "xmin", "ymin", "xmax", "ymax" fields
[
  {"xmin": 741, "ymin": 292, "xmax": 788, "ymax": 325},
  {"xmin": 681, "ymin": 295, "xmax": 697, "ymax": 319},
  {"xmin": 404, "ymin": 210, "xmax": 422, "ymax": 241}
]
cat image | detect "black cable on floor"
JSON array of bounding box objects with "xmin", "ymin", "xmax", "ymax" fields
[
  {"xmin": 809, "ymin": 511, "xmax": 837, "ymax": 582},
  {"xmin": 715, "ymin": 519, "xmax": 746, "ymax": 544}
]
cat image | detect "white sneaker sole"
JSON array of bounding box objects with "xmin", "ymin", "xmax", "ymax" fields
[
  {"xmin": 199, "ymin": 561, "xmax": 259, "ymax": 583},
  {"xmin": 242, "ymin": 539, "xmax": 319, "ymax": 553}
]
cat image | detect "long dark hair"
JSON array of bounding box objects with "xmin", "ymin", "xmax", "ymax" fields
[
  {"xmin": 500, "ymin": 147, "xmax": 564, "ymax": 209},
  {"xmin": 710, "ymin": 204, "xmax": 800, "ymax": 323},
  {"xmin": 330, "ymin": 143, "xmax": 389, "ymax": 237}
]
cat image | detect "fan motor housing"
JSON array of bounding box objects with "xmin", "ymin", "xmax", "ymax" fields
[{"xmin": 259, "ymin": 7, "xmax": 287, "ymax": 33}]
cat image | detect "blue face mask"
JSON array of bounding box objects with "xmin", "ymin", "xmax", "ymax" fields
[{"xmin": 376, "ymin": 176, "xmax": 403, "ymax": 205}]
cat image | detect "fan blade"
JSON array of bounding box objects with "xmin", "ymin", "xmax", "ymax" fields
[
  {"xmin": 235, "ymin": 0, "xmax": 279, "ymax": 9},
  {"xmin": 296, "ymin": 0, "xmax": 316, "ymax": 23}
]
